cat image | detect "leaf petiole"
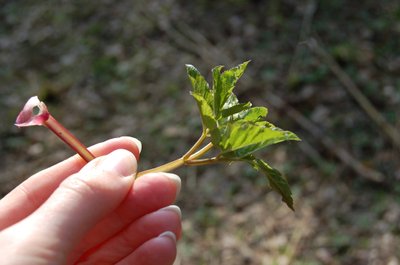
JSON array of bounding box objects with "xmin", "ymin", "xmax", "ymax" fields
[
  {"xmin": 136, "ymin": 135, "xmax": 214, "ymax": 177},
  {"xmin": 182, "ymin": 130, "xmax": 208, "ymax": 159},
  {"xmin": 184, "ymin": 157, "xmax": 219, "ymax": 166},
  {"xmin": 187, "ymin": 142, "xmax": 213, "ymax": 160},
  {"xmin": 136, "ymin": 157, "xmax": 185, "ymax": 177}
]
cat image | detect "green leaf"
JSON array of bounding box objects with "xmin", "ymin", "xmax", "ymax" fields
[
  {"xmin": 186, "ymin": 64, "xmax": 213, "ymax": 107},
  {"xmin": 219, "ymin": 93, "xmax": 266, "ymax": 123},
  {"xmin": 212, "ymin": 61, "xmax": 250, "ymax": 118},
  {"xmin": 241, "ymin": 107, "xmax": 268, "ymax": 122},
  {"xmin": 190, "ymin": 92, "xmax": 220, "ymax": 144},
  {"xmin": 222, "ymin": 93, "xmax": 239, "ymax": 109},
  {"xmin": 218, "ymin": 61, "xmax": 250, "ymax": 112},
  {"xmin": 222, "ymin": 106, "xmax": 269, "ymax": 125},
  {"xmin": 190, "ymin": 92, "xmax": 216, "ymax": 129},
  {"xmin": 247, "ymin": 157, "xmax": 294, "ymax": 210},
  {"xmin": 221, "ymin": 102, "xmax": 252, "ymax": 118},
  {"xmin": 212, "ymin": 65, "xmax": 223, "ymax": 117},
  {"xmin": 218, "ymin": 120, "xmax": 300, "ymax": 158},
  {"xmin": 186, "ymin": 61, "xmax": 300, "ymax": 209}
]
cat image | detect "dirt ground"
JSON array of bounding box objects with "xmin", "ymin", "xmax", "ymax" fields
[{"xmin": 1, "ymin": 1, "xmax": 399, "ymax": 264}]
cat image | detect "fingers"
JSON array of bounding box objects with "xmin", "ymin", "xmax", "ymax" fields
[
  {"xmin": 76, "ymin": 205, "xmax": 181, "ymax": 264},
  {"xmin": 117, "ymin": 232, "xmax": 177, "ymax": 265},
  {"xmin": 13, "ymin": 149, "xmax": 137, "ymax": 257},
  {"xmin": 0, "ymin": 136, "xmax": 141, "ymax": 229},
  {"xmin": 68, "ymin": 172, "xmax": 181, "ymax": 261}
]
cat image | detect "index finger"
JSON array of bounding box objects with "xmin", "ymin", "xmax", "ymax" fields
[{"xmin": 0, "ymin": 136, "xmax": 141, "ymax": 229}]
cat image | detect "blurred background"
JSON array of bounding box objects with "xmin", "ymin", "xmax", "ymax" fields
[{"xmin": 1, "ymin": 0, "xmax": 399, "ymax": 264}]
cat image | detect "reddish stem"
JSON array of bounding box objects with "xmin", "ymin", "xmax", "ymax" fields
[{"xmin": 44, "ymin": 115, "xmax": 95, "ymax": 162}]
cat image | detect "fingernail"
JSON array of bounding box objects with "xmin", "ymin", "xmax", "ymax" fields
[
  {"xmin": 99, "ymin": 149, "xmax": 136, "ymax": 177},
  {"xmin": 158, "ymin": 231, "xmax": 176, "ymax": 242},
  {"xmin": 161, "ymin": 205, "xmax": 182, "ymax": 219},
  {"xmin": 132, "ymin": 138, "xmax": 142, "ymax": 153},
  {"xmin": 163, "ymin": 173, "xmax": 181, "ymax": 197}
]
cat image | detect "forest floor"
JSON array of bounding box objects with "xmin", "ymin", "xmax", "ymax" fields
[{"xmin": 1, "ymin": 1, "xmax": 399, "ymax": 264}]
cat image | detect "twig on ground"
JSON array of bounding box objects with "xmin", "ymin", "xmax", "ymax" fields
[
  {"xmin": 139, "ymin": 7, "xmax": 230, "ymax": 65},
  {"xmin": 307, "ymin": 37, "xmax": 400, "ymax": 151},
  {"xmin": 266, "ymin": 93, "xmax": 385, "ymax": 183},
  {"xmin": 287, "ymin": 0, "xmax": 317, "ymax": 78}
]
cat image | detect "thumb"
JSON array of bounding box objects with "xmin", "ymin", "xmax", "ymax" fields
[{"xmin": 24, "ymin": 149, "xmax": 136, "ymax": 251}]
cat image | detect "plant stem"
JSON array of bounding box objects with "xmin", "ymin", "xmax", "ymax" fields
[
  {"xmin": 188, "ymin": 142, "xmax": 213, "ymax": 160},
  {"xmin": 184, "ymin": 157, "xmax": 219, "ymax": 166},
  {"xmin": 45, "ymin": 115, "xmax": 95, "ymax": 162},
  {"xmin": 182, "ymin": 130, "xmax": 207, "ymax": 159},
  {"xmin": 136, "ymin": 158, "xmax": 184, "ymax": 177},
  {"xmin": 136, "ymin": 139, "xmax": 214, "ymax": 178}
]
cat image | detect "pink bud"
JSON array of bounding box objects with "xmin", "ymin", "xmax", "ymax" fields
[{"xmin": 15, "ymin": 96, "xmax": 50, "ymax": 127}]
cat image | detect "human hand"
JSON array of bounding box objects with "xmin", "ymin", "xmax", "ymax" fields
[{"xmin": 0, "ymin": 137, "xmax": 182, "ymax": 265}]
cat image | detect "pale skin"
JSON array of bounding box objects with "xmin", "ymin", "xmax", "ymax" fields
[{"xmin": 0, "ymin": 137, "xmax": 182, "ymax": 265}]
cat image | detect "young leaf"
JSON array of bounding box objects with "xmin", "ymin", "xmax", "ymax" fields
[
  {"xmin": 190, "ymin": 92, "xmax": 217, "ymax": 131},
  {"xmin": 184, "ymin": 61, "xmax": 300, "ymax": 210},
  {"xmin": 222, "ymin": 93, "xmax": 240, "ymax": 108},
  {"xmin": 240, "ymin": 107, "xmax": 268, "ymax": 122},
  {"xmin": 221, "ymin": 105, "xmax": 269, "ymax": 126},
  {"xmin": 221, "ymin": 102, "xmax": 252, "ymax": 118},
  {"xmin": 211, "ymin": 62, "xmax": 250, "ymax": 119},
  {"xmin": 212, "ymin": 65, "xmax": 224, "ymax": 117},
  {"xmin": 218, "ymin": 61, "xmax": 250, "ymax": 114},
  {"xmin": 247, "ymin": 157, "xmax": 294, "ymax": 210},
  {"xmin": 217, "ymin": 120, "xmax": 300, "ymax": 158},
  {"xmin": 186, "ymin": 64, "xmax": 213, "ymax": 106}
]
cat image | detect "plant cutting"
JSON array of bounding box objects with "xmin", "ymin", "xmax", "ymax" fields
[{"xmin": 15, "ymin": 61, "xmax": 300, "ymax": 209}]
